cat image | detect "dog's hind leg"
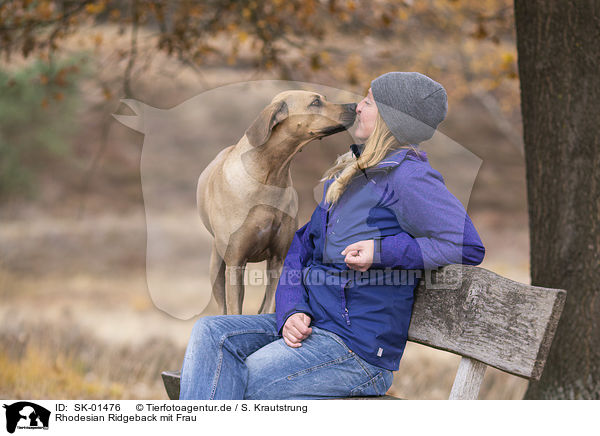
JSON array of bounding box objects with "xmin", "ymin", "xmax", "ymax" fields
[
  {"xmin": 258, "ymin": 257, "xmax": 283, "ymax": 314},
  {"xmin": 209, "ymin": 242, "xmax": 227, "ymax": 315}
]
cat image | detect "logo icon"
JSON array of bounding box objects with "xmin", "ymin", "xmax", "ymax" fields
[{"xmin": 3, "ymin": 402, "xmax": 50, "ymax": 434}]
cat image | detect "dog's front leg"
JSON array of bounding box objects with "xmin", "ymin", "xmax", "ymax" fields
[
  {"xmin": 258, "ymin": 257, "xmax": 283, "ymax": 314},
  {"xmin": 225, "ymin": 263, "xmax": 246, "ymax": 315}
]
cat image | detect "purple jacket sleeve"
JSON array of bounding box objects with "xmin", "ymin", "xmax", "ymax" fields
[
  {"xmin": 372, "ymin": 163, "xmax": 485, "ymax": 270},
  {"xmin": 275, "ymin": 220, "xmax": 315, "ymax": 335}
]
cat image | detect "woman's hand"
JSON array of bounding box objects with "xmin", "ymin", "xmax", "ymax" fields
[
  {"xmin": 282, "ymin": 312, "xmax": 313, "ymax": 348},
  {"xmin": 341, "ymin": 240, "xmax": 374, "ymax": 272}
]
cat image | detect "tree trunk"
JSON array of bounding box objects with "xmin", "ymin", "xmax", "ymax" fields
[{"xmin": 514, "ymin": 0, "xmax": 600, "ymax": 399}]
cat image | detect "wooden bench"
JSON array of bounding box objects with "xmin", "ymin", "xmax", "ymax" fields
[{"xmin": 161, "ymin": 264, "xmax": 566, "ymax": 400}]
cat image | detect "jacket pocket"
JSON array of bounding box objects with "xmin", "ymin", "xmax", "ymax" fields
[{"xmin": 286, "ymin": 353, "xmax": 354, "ymax": 380}]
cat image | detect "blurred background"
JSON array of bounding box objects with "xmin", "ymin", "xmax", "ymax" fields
[{"xmin": 0, "ymin": 0, "xmax": 529, "ymax": 399}]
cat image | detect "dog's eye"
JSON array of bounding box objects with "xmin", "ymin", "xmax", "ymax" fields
[{"xmin": 310, "ymin": 99, "xmax": 321, "ymax": 107}]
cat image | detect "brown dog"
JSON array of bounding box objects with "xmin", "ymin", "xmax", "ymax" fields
[{"xmin": 196, "ymin": 90, "xmax": 356, "ymax": 314}]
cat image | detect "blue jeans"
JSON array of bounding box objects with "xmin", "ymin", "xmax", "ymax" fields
[{"xmin": 179, "ymin": 313, "xmax": 394, "ymax": 400}]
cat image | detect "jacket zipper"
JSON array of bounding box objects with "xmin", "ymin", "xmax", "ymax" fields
[
  {"xmin": 341, "ymin": 281, "xmax": 351, "ymax": 326},
  {"xmin": 302, "ymin": 264, "xmax": 312, "ymax": 286},
  {"xmin": 343, "ymin": 307, "xmax": 351, "ymax": 325}
]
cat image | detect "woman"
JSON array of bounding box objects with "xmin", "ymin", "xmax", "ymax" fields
[{"xmin": 179, "ymin": 72, "xmax": 485, "ymax": 400}]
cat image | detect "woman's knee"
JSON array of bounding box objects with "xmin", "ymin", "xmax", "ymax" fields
[
  {"xmin": 192, "ymin": 315, "xmax": 211, "ymax": 335},
  {"xmin": 190, "ymin": 314, "xmax": 276, "ymax": 345},
  {"xmin": 189, "ymin": 315, "xmax": 223, "ymax": 346}
]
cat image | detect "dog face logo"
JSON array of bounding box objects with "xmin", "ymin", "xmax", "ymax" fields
[
  {"xmin": 3, "ymin": 402, "xmax": 50, "ymax": 433},
  {"xmin": 112, "ymin": 80, "xmax": 482, "ymax": 318}
]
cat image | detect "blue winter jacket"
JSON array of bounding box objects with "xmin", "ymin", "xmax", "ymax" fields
[{"xmin": 275, "ymin": 147, "xmax": 485, "ymax": 371}]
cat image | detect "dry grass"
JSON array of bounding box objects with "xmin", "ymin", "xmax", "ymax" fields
[
  {"xmin": 0, "ymin": 318, "xmax": 182, "ymax": 400},
  {"xmin": 0, "ymin": 344, "xmax": 125, "ymax": 399}
]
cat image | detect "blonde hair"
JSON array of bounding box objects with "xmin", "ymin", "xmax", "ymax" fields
[{"xmin": 321, "ymin": 112, "xmax": 418, "ymax": 208}]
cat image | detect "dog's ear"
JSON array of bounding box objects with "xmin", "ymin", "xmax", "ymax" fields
[{"xmin": 245, "ymin": 100, "xmax": 289, "ymax": 147}]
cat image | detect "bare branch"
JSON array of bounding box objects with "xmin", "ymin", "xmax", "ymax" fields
[{"xmin": 124, "ymin": 0, "xmax": 140, "ymax": 98}]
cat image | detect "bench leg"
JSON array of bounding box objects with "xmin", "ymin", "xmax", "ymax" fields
[
  {"xmin": 449, "ymin": 357, "xmax": 487, "ymax": 400},
  {"xmin": 162, "ymin": 370, "xmax": 181, "ymax": 400}
]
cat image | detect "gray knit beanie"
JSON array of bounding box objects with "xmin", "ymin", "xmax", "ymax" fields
[{"xmin": 371, "ymin": 72, "xmax": 448, "ymax": 145}]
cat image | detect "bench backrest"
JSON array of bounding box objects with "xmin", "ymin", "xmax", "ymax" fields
[{"xmin": 408, "ymin": 265, "xmax": 566, "ymax": 398}]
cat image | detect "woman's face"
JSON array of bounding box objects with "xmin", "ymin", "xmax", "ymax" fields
[{"xmin": 354, "ymin": 88, "xmax": 378, "ymax": 141}]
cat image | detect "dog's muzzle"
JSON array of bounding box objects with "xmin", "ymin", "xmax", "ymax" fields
[
  {"xmin": 318, "ymin": 124, "xmax": 348, "ymax": 136},
  {"xmin": 339, "ymin": 103, "xmax": 357, "ymax": 127},
  {"xmin": 316, "ymin": 103, "xmax": 357, "ymax": 136}
]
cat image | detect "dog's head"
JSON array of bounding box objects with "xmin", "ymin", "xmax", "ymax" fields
[{"xmin": 245, "ymin": 90, "xmax": 356, "ymax": 147}]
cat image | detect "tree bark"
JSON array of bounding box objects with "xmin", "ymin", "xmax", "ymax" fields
[{"xmin": 514, "ymin": 0, "xmax": 600, "ymax": 399}]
